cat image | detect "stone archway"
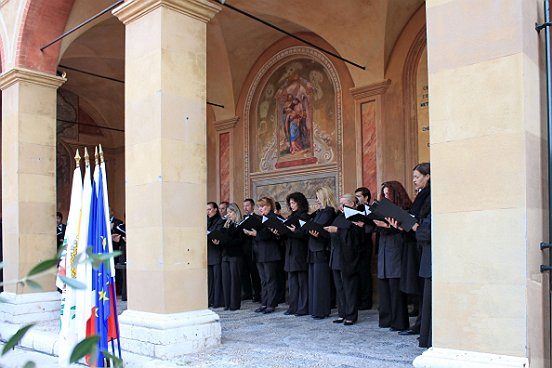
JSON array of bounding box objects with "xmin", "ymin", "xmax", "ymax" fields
[{"xmin": 16, "ymin": 0, "xmax": 74, "ymax": 73}]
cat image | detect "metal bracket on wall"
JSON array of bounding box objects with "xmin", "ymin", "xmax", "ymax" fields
[
  {"xmin": 540, "ymin": 243, "xmax": 552, "ymax": 273},
  {"xmin": 536, "ymin": 22, "xmax": 552, "ymax": 32}
]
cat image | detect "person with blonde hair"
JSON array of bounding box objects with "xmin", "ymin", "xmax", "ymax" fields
[
  {"xmin": 212, "ymin": 202, "xmax": 245, "ymax": 311},
  {"xmin": 243, "ymin": 197, "xmax": 282, "ymax": 314},
  {"xmin": 306, "ymin": 187, "xmax": 337, "ymax": 319}
]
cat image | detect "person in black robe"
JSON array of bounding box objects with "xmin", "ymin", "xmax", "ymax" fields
[
  {"xmin": 282, "ymin": 192, "xmax": 310, "ymax": 316},
  {"xmin": 326, "ymin": 194, "xmax": 364, "ymax": 325},
  {"xmin": 243, "ymin": 197, "xmax": 282, "ymax": 314},
  {"xmin": 56, "ymin": 212, "xmax": 66, "ymax": 252},
  {"xmin": 354, "ymin": 187, "xmax": 375, "ymax": 310},
  {"xmin": 306, "ymin": 187, "xmax": 337, "ymax": 319},
  {"xmin": 241, "ymin": 198, "xmax": 261, "ymax": 302},
  {"xmin": 374, "ymin": 181, "xmax": 411, "ymax": 332},
  {"xmin": 390, "ymin": 163, "xmax": 432, "ymax": 344},
  {"xmin": 215, "ymin": 202, "xmax": 245, "ymax": 311},
  {"xmin": 207, "ymin": 202, "xmax": 225, "ymax": 308}
]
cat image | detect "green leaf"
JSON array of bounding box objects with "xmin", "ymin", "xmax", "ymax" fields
[
  {"xmin": 24, "ymin": 279, "xmax": 42, "ymax": 290},
  {"xmin": 70, "ymin": 335, "xmax": 99, "ymax": 364},
  {"xmin": 88, "ymin": 251, "xmax": 122, "ymax": 270},
  {"xmin": 102, "ymin": 350, "xmax": 124, "ymax": 368},
  {"xmin": 58, "ymin": 276, "xmax": 86, "ymax": 290},
  {"xmin": 26, "ymin": 258, "xmax": 59, "ymax": 277},
  {"xmin": 1, "ymin": 323, "xmax": 35, "ymax": 356},
  {"xmin": 22, "ymin": 361, "xmax": 36, "ymax": 368}
]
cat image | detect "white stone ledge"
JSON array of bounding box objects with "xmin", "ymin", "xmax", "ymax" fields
[
  {"xmin": 0, "ymin": 292, "xmax": 61, "ymax": 324},
  {"xmin": 413, "ymin": 348, "xmax": 529, "ymax": 368},
  {"xmin": 118, "ymin": 309, "xmax": 221, "ymax": 360}
]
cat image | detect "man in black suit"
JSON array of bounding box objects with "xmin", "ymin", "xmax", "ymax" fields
[
  {"xmin": 241, "ymin": 198, "xmax": 261, "ymax": 302},
  {"xmin": 354, "ymin": 187, "xmax": 375, "ymax": 310}
]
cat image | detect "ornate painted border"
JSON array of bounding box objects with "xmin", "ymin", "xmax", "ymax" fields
[{"xmin": 243, "ymin": 46, "xmax": 343, "ymax": 199}]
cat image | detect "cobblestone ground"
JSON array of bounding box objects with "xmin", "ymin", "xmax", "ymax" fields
[{"xmin": 0, "ymin": 300, "xmax": 424, "ymax": 368}]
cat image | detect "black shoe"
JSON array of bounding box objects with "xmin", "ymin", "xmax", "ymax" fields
[
  {"xmin": 343, "ymin": 320, "xmax": 355, "ymax": 326},
  {"xmin": 224, "ymin": 307, "xmax": 230, "ymax": 311},
  {"xmin": 263, "ymin": 307, "xmax": 275, "ymax": 314},
  {"xmin": 255, "ymin": 306, "xmax": 267, "ymax": 313},
  {"xmin": 283, "ymin": 309, "xmax": 294, "ymax": 315},
  {"xmin": 398, "ymin": 329, "xmax": 419, "ymax": 336},
  {"xmin": 311, "ymin": 315, "xmax": 326, "ymax": 320},
  {"xmin": 333, "ymin": 318, "xmax": 345, "ymax": 324},
  {"xmin": 389, "ymin": 327, "xmax": 403, "ymax": 332},
  {"xmin": 294, "ymin": 313, "xmax": 307, "ymax": 317}
]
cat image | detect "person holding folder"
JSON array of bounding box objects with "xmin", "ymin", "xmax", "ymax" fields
[
  {"xmin": 243, "ymin": 197, "xmax": 282, "ymax": 314},
  {"xmin": 354, "ymin": 187, "xmax": 376, "ymax": 310},
  {"xmin": 373, "ymin": 181, "xmax": 411, "ymax": 332},
  {"xmin": 282, "ymin": 192, "xmax": 310, "ymax": 316},
  {"xmin": 212, "ymin": 202, "xmax": 245, "ymax": 311},
  {"xmin": 325, "ymin": 194, "xmax": 364, "ymax": 326},
  {"xmin": 306, "ymin": 187, "xmax": 337, "ymax": 319},
  {"xmin": 389, "ymin": 162, "xmax": 432, "ymax": 347},
  {"xmin": 207, "ymin": 202, "xmax": 225, "ymax": 308}
]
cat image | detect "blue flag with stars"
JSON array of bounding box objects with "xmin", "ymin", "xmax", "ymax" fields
[{"xmin": 89, "ymin": 165, "xmax": 112, "ymax": 366}]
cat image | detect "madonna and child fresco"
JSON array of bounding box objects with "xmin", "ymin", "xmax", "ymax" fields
[{"xmin": 253, "ymin": 57, "xmax": 338, "ymax": 172}]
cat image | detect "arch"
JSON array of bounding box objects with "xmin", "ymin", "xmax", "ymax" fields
[
  {"xmin": 16, "ymin": 0, "xmax": 74, "ymax": 73},
  {"xmin": 402, "ymin": 27, "xmax": 427, "ymax": 180}
]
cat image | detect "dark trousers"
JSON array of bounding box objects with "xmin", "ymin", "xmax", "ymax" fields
[
  {"xmin": 410, "ymin": 284, "xmax": 424, "ymax": 332},
  {"xmin": 419, "ymin": 278, "xmax": 432, "ymax": 348},
  {"xmin": 288, "ymin": 271, "xmax": 308, "ymax": 315},
  {"xmin": 378, "ymin": 278, "xmax": 409, "ymax": 330},
  {"xmin": 357, "ymin": 248, "xmax": 373, "ymax": 309},
  {"xmin": 208, "ymin": 263, "xmax": 223, "ymax": 308},
  {"xmin": 241, "ymin": 250, "xmax": 261, "ymax": 301},
  {"xmin": 222, "ymin": 258, "xmax": 242, "ymax": 310},
  {"xmin": 333, "ymin": 270, "xmax": 359, "ymax": 322},
  {"xmin": 256, "ymin": 261, "xmax": 279, "ymax": 308},
  {"xmin": 308, "ymin": 262, "xmax": 331, "ymax": 317},
  {"xmin": 277, "ymin": 260, "xmax": 287, "ymax": 303}
]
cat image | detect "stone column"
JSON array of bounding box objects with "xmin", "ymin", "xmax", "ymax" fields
[
  {"xmin": 415, "ymin": 1, "xmax": 547, "ymax": 367},
  {"xmin": 0, "ymin": 68, "xmax": 65, "ymax": 324},
  {"xmin": 113, "ymin": 0, "xmax": 221, "ymax": 359}
]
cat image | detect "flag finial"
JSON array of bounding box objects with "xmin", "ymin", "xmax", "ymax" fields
[
  {"xmin": 94, "ymin": 146, "xmax": 99, "ymax": 165},
  {"xmin": 84, "ymin": 147, "xmax": 90, "ymax": 166},
  {"xmin": 74, "ymin": 149, "xmax": 81, "ymax": 167},
  {"xmin": 99, "ymin": 144, "xmax": 104, "ymax": 164}
]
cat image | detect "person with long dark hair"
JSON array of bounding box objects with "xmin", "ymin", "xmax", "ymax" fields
[
  {"xmin": 207, "ymin": 201, "xmax": 225, "ymax": 308},
  {"xmin": 325, "ymin": 193, "xmax": 364, "ymax": 326},
  {"xmin": 283, "ymin": 192, "xmax": 310, "ymax": 316},
  {"xmin": 390, "ymin": 163, "xmax": 432, "ymax": 347},
  {"xmin": 213, "ymin": 202, "xmax": 245, "ymax": 311},
  {"xmin": 306, "ymin": 187, "xmax": 337, "ymax": 319},
  {"xmin": 243, "ymin": 197, "xmax": 282, "ymax": 314},
  {"xmin": 373, "ymin": 181, "xmax": 411, "ymax": 331}
]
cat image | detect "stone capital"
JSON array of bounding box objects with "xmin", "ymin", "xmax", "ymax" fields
[
  {"xmin": 0, "ymin": 67, "xmax": 66, "ymax": 91},
  {"xmin": 349, "ymin": 79, "xmax": 391, "ymax": 100},
  {"xmin": 113, "ymin": 0, "xmax": 221, "ymax": 25},
  {"xmin": 214, "ymin": 116, "xmax": 239, "ymax": 132}
]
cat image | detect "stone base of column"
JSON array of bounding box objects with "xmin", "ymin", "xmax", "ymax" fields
[
  {"xmin": 0, "ymin": 291, "xmax": 61, "ymax": 325},
  {"xmin": 413, "ymin": 348, "xmax": 529, "ymax": 368},
  {"xmin": 119, "ymin": 309, "xmax": 221, "ymax": 359}
]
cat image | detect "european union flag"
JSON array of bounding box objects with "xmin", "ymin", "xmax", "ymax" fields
[{"xmin": 89, "ymin": 165, "xmax": 112, "ymax": 366}]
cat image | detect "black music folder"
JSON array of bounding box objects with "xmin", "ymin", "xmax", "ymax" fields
[
  {"xmin": 343, "ymin": 206, "xmax": 368, "ymax": 223},
  {"xmin": 299, "ymin": 219, "xmax": 330, "ymax": 238},
  {"xmin": 262, "ymin": 216, "xmax": 290, "ymax": 235},
  {"xmin": 207, "ymin": 229, "xmax": 232, "ymax": 244},
  {"xmin": 237, "ymin": 214, "xmax": 264, "ymax": 231},
  {"xmin": 372, "ymin": 198, "xmax": 417, "ymax": 231}
]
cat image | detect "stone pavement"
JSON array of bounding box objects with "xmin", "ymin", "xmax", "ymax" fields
[{"xmin": 0, "ymin": 301, "xmax": 425, "ymax": 367}]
